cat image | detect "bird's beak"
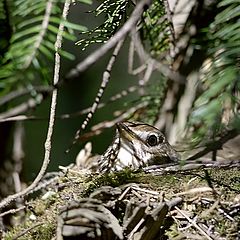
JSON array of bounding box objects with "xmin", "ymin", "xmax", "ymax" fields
[{"xmin": 116, "ymin": 122, "xmax": 135, "ymax": 142}]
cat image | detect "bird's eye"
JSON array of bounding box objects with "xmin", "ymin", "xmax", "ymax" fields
[{"xmin": 147, "ymin": 135, "xmax": 158, "ymax": 146}]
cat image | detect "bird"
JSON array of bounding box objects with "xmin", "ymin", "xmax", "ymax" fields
[{"xmin": 90, "ymin": 121, "xmax": 180, "ymax": 172}]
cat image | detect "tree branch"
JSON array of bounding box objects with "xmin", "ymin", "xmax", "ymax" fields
[
  {"xmin": 0, "ymin": 85, "xmax": 53, "ymax": 106},
  {"xmin": 65, "ymin": 0, "xmax": 152, "ymax": 81},
  {"xmin": 67, "ymin": 39, "xmax": 125, "ymax": 151},
  {"xmin": 24, "ymin": 0, "xmax": 53, "ymax": 68},
  {"xmin": 187, "ymin": 129, "xmax": 240, "ymax": 160}
]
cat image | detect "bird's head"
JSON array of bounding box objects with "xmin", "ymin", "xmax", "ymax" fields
[{"xmin": 116, "ymin": 121, "xmax": 180, "ymax": 166}]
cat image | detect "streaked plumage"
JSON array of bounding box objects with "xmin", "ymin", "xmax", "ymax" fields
[{"xmin": 99, "ymin": 121, "xmax": 180, "ymax": 172}]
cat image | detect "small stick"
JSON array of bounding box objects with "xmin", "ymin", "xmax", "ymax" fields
[
  {"xmin": 12, "ymin": 222, "xmax": 44, "ymax": 240},
  {"xmin": 174, "ymin": 206, "xmax": 215, "ymax": 240},
  {"xmin": 67, "ymin": 39, "xmax": 125, "ymax": 152},
  {"xmin": 0, "ymin": 206, "xmax": 25, "ymax": 218}
]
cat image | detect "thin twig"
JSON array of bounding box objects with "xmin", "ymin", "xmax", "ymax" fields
[
  {"xmin": 174, "ymin": 206, "xmax": 215, "ymax": 240},
  {"xmin": 188, "ymin": 129, "xmax": 239, "ymax": 160},
  {"xmin": 67, "ymin": 39, "xmax": 125, "ymax": 152},
  {"xmin": 27, "ymin": 173, "xmax": 61, "ymax": 195},
  {"xmin": 12, "ymin": 222, "xmax": 44, "ymax": 240},
  {"xmin": 130, "ymin": 29, "xmax": 148, "ymax": 67},
  {"xmin": 65, "ymin": 0, "xmax": 152, "ymax": 80},
  {"xmin": 0, "ymin": 94, "xmax": 45, "ymax": 120},
  {"xmin": 0, "ymin": 85, "xmax": 53, "ymax": 106},
  {"xmin": 172, "ymin": 0, "xmax": 180, "ymax": 15},
  {"xmin": 129, "ymin": 30, "xmax": 155, "ymax": 89},
  {"xmin": 0, "ymin": 0, "xmax": 71, "ymax": 211},
  {"xmin": 130, "ymin": 29, "xmax": 185, "ymax": 83},
  {"xmin": 0, "ymin": 206, "xmax": 26, "ymax": 218},
  {"xmin": 77, "ymin": 101, "xmax": 148, "ymax": 141},
  {"xmin": 60, "ymin": 85, "xmax": 138, "ymax": 119},
  {"xmin": 128, "ymin": 39, "xmax": 135, "ymax": 74},
  {"xmin": 174, "ymin": 187, "xmax": 213, "ymax": 196},
  {"xmin": 0, "ymin": 85, "xmax": 138, "ymax": 123},
  {"xmin": 12, "ymin": 122, "xmax": 25, "ymax": 216},
  {"xmin": 12, "ymin": 122, "xmax": 24, "ymax": 194},
  {"xmin": 0, "ymin": 115, "xmax": 41, "ymax": 123},
  {"xmin": 139, "ymin": 59, "xmax": 154, "ymax": 86},
  {"xmin": 143, "ymin": 159, "xmax": 240, "ymax": 175}
]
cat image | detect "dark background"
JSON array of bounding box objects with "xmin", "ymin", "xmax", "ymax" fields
[{"xmin": 23, "ymin": 2, "xmax": 138, "ymax": 181}]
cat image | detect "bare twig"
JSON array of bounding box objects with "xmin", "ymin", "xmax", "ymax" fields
[
  {"xmin": 129, "ymin": 29, "xmax": 185, "ymax": 84},
  {"xmin": 174, "ymin": 206, "xmax": 215, "ymax": 240},
  {"xmin": 163, "ymin": 0, "xmax": 175, "ymax": 42},
  {"xmin": 188, "ymin": 129, "xmax": 239, "ymax": 160},
  {"xmin": 67, "ymin": 39, "xmax": 125, "ymax": 152},
  {"xmin": 129, "ymin": 30, "xmax": 155, "ymax": 88},
  {"xmin": 12, "ymin": 122, "xmax": 25, "ymax": 220},
  {"xmin": 0, "ymin": 85, "xmax": 138, "ymax": 123},
  {"xmin": 171, "ymin": 0, "xmax": 181, "ymax": 15},
  {"xmin": 0, "ymin": 115, "xmax": 41, "ymax": 123},
  {"xmin": 0, "ymin": 94, "xmax": 45, "ymax": 120},
  {"xmin": 60, "ymin": 85, "xmax": 138, "ymax": 119},
  {"xmin": 12, "ymin": 222, "xmax": 44, "ymax": 240},
  {"xmin": 130, "ymin": 30, "xmax": 148, "ymax": 68},
  {"xmin": 27, "ymin": 173, "xmax": 61, "ymax": 194},
  {"xmin": 174, "ymin": 187, "xmax": 213, "ymax": 196},
  {"xmin": 128, "ymin": 40, "xmax": 136, "ymax": 74},
  {"xmin": 129, "ymin": 29, "xmax": 153, "ymax": 89},
  {"xmin": 12, "ymin": 122, "xmax": 25, "ymax": 194},
  {"xmin": 0, "ymin": 0, "xmax": 71, "ymax": 210},
  {"xmin": 65, "ymin": 0, "xmax": 152, "ymax": 80},
  {"xmin": 0, "ymin": 206, "xmax": 26, "ymax": 218},
  {"xmin": 0, "ymin": 85, "xmax": 53, "ymax": 106},
  {"xmin": 77, "ymin": 101, "xmax": 148, "ymax": 141},
  {"xmin": 143, "ymin": 159, "xmax": 240, "ymax": 175}
]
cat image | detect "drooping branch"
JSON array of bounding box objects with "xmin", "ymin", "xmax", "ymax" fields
[{"xmin": 23, "ymin": 0, "xmax": 54, "ymax": 69}]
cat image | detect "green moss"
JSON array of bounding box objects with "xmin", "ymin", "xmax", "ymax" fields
[
  {"xmin": 206, "ymin": 168, "xmax": 240, "ymax": 193},
  {"xmin": 4, "ymin": 220, "xmax": 55, "ymax": 240},
  {"xmin": 4, "ymin": 167, "xmax": 240, "ymax": 239},
  {"xmin": 82, "ymin": 168, "xmax": 137, "ymax": 197},
  {"xmin": 29, "ymin": 223, "xmax": 55, "ymax": 240}
]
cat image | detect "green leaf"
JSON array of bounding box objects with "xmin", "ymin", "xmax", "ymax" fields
[
  {"xmin": 18, "ymin": 16, "xmax": 43, "ymax": 28},
  {"xmin": 39, "ymin": 44, "xmax": 53, "ymax": 60},
  {"xmin": 48, "ymin": 24, "xmax": 76, "ymax": 41},
  {"xmin": 218, "ymin": 0, "xmax": 240, "ymax": 7},
  {"xmin": 215, "ymin": 5, "xmax": 240, "ymax": 23},
  {"xmin": 192, "ymin": 99, "xmax": 221, "ymax": 121},
  {"xmin": 12, "ymin": 26, "xmax": 41, "ymax": 42},
  {"xmin": 13, "ymin": 2, "xmax": 46, "ymax": 17},
  {"xmin": 59, "ymin": 49, "xmax": 75, "ymax": 60},
  {"xmin": 62, "ymin": 21, "xmax": 87, "ymax": 32},
  {"xmin": 50, "ymin": 17, "xmax": 87, "ymax": 31},
  {"xmin": 78, "ymin": 0, "xmax": 92, "ymax": 4}
]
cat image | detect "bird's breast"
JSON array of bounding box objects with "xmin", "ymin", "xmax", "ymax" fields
[{"xmin": 115, "ymin": 146, "xmax": 143, "ymax": 170}]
